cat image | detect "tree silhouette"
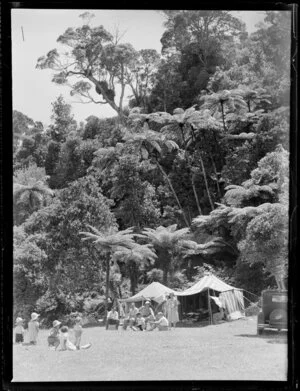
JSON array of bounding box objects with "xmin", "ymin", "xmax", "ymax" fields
[{"xmin": 80, "ymin": 225, "xmax": 135, "ymax": 314}]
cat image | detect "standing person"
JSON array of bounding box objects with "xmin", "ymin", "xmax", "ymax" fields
[
  {"xmin": 47, "ymin": 320, "xmax": 61, "ymax": 350},
  {"xmin": 123, "ymin": 303, "xmax": 139, "ymax": 330},
  {"xmin": 161, "ymin": 294, "xmax": 169, "ymax": 317},
  {"xmin": 73, "ymin": 316, "xmax": 83, "ymax": 350},
  {"xmin": 140, "ymin": 301, "xmax": 155, "ymax": 329},
  {"xmin": 15, "ymin": 317, "xmax": 25, "ymax": 344},
  {"xmin": 106, "ymin": 307, "xmax": 120, "ymax": 330},
  {"xmin": 28, "ymin": 312, "xmax": 40, "ymax": 345},
  {"xmin": 166, "ymin": 293, "xmax": 179, "ymax": 329}
]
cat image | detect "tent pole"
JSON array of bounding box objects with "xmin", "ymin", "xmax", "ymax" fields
[{"xmin": 208, "ymin": 288, "xmax": 212, "ymax": 325}]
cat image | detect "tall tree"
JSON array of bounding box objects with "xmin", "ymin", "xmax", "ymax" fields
[
  {"xmin": 45, "ymin": 96, "xmax": 78, "ymax": 188},
  {"xmin": 22, "ymin": 175, "xmax": 117, "ymax": 307},
  {"xmin": 80, "ymin": 226, "xmax": 136, "ymax": 313},
  {"xmin": 126, "ymin": 49, "xmax": 161, "ymax": 112},
  {"xmin": 13, "ymin": 164, "xmax": 54, "ymax": 225},
  {"xmin": 48, "ymin": 95, "xmax": 77, "ymax": 142},
  {"xmin": 112, "ymin": 243, "xmax": 157, "ymax": 295},
  {"xmin": 36, "ymin": 16, "xmax": 138, "ymax": 118},
  {"xmin": 122, "ymin": 122, "xmax": 190, "ymax": 227},
  {"xmin": 13, "ymin": 110, "xmax": 35, "ymax": 153},
  {"xmin": 139, "ymin": 224, "xmax": 189, "ymax": 284},
  {"xmin": 193, "ymin": 145, "xmax": 289, "ymax": 289},
  {"xmin": 149, "ymin": 11, "xmax": 246, "ymax": 109}
]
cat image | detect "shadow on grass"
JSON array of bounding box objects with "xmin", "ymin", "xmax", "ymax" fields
[
  {"xmin": 177, "ymin": 321, "xmax": 211, "ymax": 328},
  {"xmin": 236, "ymin": 329, "xmax": 287, "ymax": 344}
]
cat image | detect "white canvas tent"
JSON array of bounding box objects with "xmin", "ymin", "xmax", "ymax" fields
[
  {"xmin": 176, "ymin": 274, "xmax": 245, "ymax": 321},
  {"xmin": 120, "ymin": 281, "xmax": 176, "ymax": 305}
]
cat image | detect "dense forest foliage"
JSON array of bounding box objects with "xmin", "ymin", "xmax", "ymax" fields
[{"xmin": 13, "ymin": 11, "xmax": 290, "ymax": 324}]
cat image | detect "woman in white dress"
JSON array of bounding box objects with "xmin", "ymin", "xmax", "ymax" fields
[{"xmin": 165, "ymin": 293, "xmax": 179, "ymax": 329}]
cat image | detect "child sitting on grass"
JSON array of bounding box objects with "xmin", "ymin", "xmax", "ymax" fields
[
  {"xmin": 148, "ymin": 312, "xmax": 169, "ymax": 331},
  {"xmin": 132, "ymin": 313, "xmax": 145, "ymax": 331},
  {"xmin": 59, "ymin": 326, "xmax": 91, "ymax": 351},
  {"xmin": 15, "ymin": 317, "xmax": 25, "ymax": 343},
  {"xmin": 47, "ymin": 320, "xmax": 61, "ymax": 350}
]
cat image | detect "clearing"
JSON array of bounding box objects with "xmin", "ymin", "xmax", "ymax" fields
[{"xmin": 12, "ymin": 316, "xmax": 287, "ymax": 381}]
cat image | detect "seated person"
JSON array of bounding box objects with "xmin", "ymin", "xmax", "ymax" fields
[
  {"xmin": 59, "ymin": 326, "xmax": 76, "ymax": 351},
  {"xmin": 47, "ymin": 320, "xmax": 61, "ymax": 350},
  {"xmin": 132, "ymin": 313, "xmax": 145, "ymax": 331},
  {"xmin": 140, "ymin": 301, "xmax": 155, "ymax": 328},
  {"xmin": 59, "ymin": 326, "xmax": 91, "ymax": 351},
  {"xmin": 123, "ymin": 303, "xmax": 139, "ymax": 330},
  {"xmin": 106, "ymin": 307, "xmax": 120, "ymax": 330},
  {"xmin": 148, "ymin": 312, "xmax": 169, "ymax": 331}
]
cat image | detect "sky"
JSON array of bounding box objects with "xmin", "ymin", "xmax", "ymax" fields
[{"xmin": 11, "ymin": 9, "xmax": 267, "ymax": 126}]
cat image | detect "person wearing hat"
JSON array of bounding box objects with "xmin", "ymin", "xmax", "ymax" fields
[
  {"xmin": 15, "ymin": 317, "xmax": 25, "ymax": 343},
  {"xmin": 28, "ymin": 312, "xmax": 40, "ymax": 345},
  {"xmin": 139, "ymin": 301, "xmax": 155, "ymax": 329},
  {"xmin": 47, "ymin": 320, "xmax": 61, "ymax": 350}
]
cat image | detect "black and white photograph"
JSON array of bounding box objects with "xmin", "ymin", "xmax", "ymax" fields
[{"xmin": 9, "ymin": 7, "xmax": 294, "ymax": 383}]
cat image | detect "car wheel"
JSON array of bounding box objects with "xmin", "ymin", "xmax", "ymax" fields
[{"xmin": 257, "ymin": 327, "xmax": 264, "ymax": 335}]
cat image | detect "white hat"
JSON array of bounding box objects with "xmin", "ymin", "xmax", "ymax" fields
[
  {"xmin": 145, "ymin": 301, "xmax": 150, "ymax": 305},
  {"xmin": 53, "ymin": 320, "xmax": 61, "ymax": 327},
  {"xmin": 16, "ymin": 317, "xmax": 23, "ymax": 324},
  {"xmin": 31, "ymin": 312, "xmax": 39, "ymax": 320}
]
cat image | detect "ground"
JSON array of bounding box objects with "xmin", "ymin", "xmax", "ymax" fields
[{"xmin": 12, "ymin": 316, "xmax": 287, "ymax": 381}]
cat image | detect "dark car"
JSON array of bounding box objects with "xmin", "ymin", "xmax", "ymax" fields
[{"xmin": 257, "ymin": 290, "xmax": 288, "ymax": 334}]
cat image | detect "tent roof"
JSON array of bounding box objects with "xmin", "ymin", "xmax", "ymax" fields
[
  {"xmin": 176, "ymin": 274, "xmax": 242, "ymax": 297},
  {"xmin": 121, "ymin": 282, "xmax": 175, "ymax": 303}
]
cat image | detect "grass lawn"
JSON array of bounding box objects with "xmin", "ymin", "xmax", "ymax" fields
[{"xmin": 12, "ymin": 316, "xmax": 287, "ymax": 381}]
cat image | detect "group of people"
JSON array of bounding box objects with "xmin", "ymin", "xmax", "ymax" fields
[
  {"xmin": 14, "ymin": 293, "xmax": 179, "ymax": 346},
  {"xmin": 14, "ymin": 312, "xmax": 91, "ymax": 351},
  {"xmin": 106, "ymin": 292, "xmax": 179, "ymax": 331}
]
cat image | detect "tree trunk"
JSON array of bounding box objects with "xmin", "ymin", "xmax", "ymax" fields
[
  {"xmin": 155, "ymin": 160, "xmax": 190, "ymax": 227},
  {"xmin": 129, "ymin": 261, "xmax": 138, "ymax": 296},
  {"xmin": 119, "ymin": 65, "xmax": 125, "ymax": 113},
  {"xmin": 198, "ymin": 152, "xmax": 215, "ymax": 211},
  {"xmin": 220, "ymin": 102, "xmax": 226, "ymax": 132},
  {"xmin": 192, "ymin": 174, "xmax": 202, "ymax": 215},
  {"xmin": 89, "ymin": 75, "xmax": 125, "ymax": 119},
  {"xmin": 162, "ymin": 268, "xmax": 168, "ymax": 285},
  {"xmin": 210, "ymin": 153, "xmax": 222, "ymax": 199},
  {"xmin": 118, "ymin": 286, "xmax": 122, "ymax": 299},
  {"xmin": 163, "ymin": 90, "xmax": 167, "ymax": 112},
  {"xmin": 183, "ymin": 135, "xmax": 202, "ymax": 216},
  {"xmin": 105, "ymin": 256, "xmax": 110, "ymax": 316}
]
